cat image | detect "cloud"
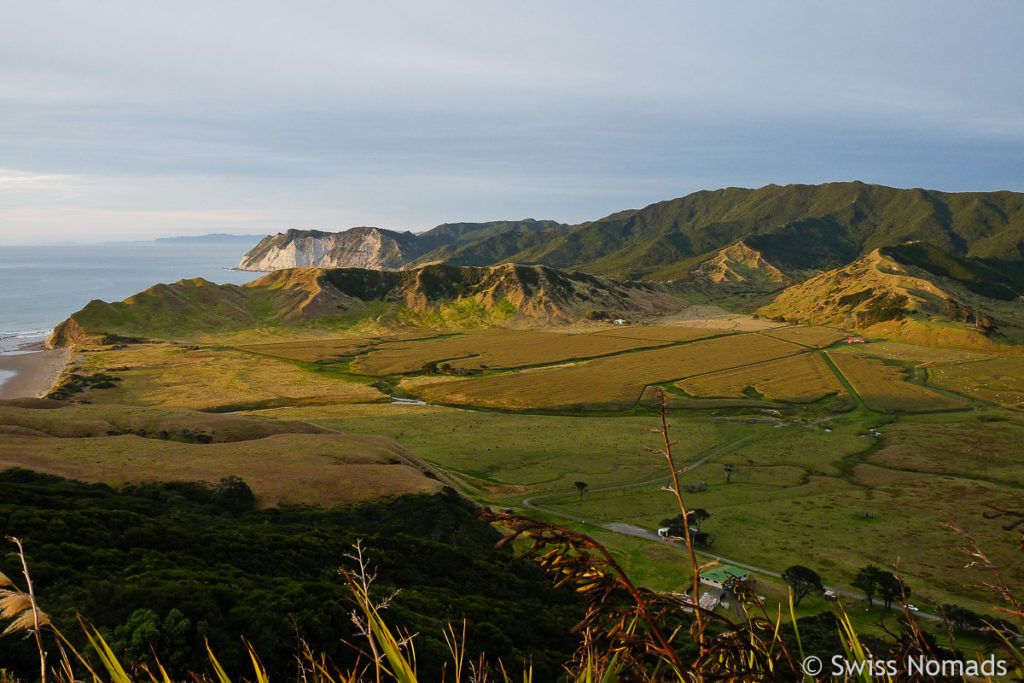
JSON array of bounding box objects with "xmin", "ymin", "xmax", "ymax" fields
[{"xmin": 1, "ymin": 1, "xmax": 1022, "ymax": 242}]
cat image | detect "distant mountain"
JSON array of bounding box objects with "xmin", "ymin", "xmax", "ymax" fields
[
  {"xmin": 155, "ymin": 233, "xmax": 265, "ymax": 243},
  {"xmin": 48, "ymin": 264, "xmax": 684, "ymax": 345},
  {"xmin": 409, "ymin": 220, "xmax": 571, "ymax": 267}
]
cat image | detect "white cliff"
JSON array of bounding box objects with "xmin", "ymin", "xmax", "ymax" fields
[{"xmin": 238, "ymin": 227, "xmax": 422, "ymax": 271}]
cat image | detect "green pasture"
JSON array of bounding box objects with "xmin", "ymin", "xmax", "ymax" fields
[{"xmin": 265, "ymin": 402, "xmax": 751, "ymax": 500}]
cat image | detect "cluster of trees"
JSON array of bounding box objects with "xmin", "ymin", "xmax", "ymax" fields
[
  {"xmin": 852, "ymin": 565, "xmax": 911, "ymax": 610},
  {"xmin": 943, "ymin": 298, "xmax": 997, "ymax": 335},
  {"xmin": 780, "ymin": 563, "xmax": 912, "ymax": 611},
  {"xmin": 659, "ymin": 510, "xmax": 714, "ymax": 547},
  {"xmin": 0, "ymin": 469, "xmax": 583, "ymax": 682}
]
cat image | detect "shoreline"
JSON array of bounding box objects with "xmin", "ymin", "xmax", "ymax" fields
[{"xmin": 0, "ymin": 347, "xmax": 72, "ymax": 400}]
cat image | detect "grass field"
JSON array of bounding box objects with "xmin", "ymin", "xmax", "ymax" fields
[
  {"xmin": 536, "ymin": 415, "xmax": 1024, "ymax": 612},
  {"xmin": 638, "ymin": 385, "xmax": 786, "ymax": 411},
  {"xmin": 759, "ymin": 325, "xmax": 850, "ymax": 348},
  {"xmin": 828, "ymin": 340, "xmax": 990, "ymax": 364},
  {"xmin": 0, "ymin": 403, "xmax": 445, "ymax": 507},
  {"xmin": 0, "ymin": 402, "xmax": 327, "ymax": 441},
  {"xmin": 590, "ymin": 326, "xmax": 736, "ymax": 342},
  {"xmin": 677, "ymin": 353, "xmax": 849, "ymax": 403},
  {"xmin": 71, "ymin": 342, "xmax": 385, "ymax": 411},
  {"xmin": 826, "ymin": 352, "xmax": 967, "ymax": 413},
  {"xmin": 236, "ymin": 336, "xmax": 383, "ymax": 362},
  {"xmin": 252, "ymin": 402, "xmax": 751, "ymax": 502},
  {"xmin": 867, "ymin": 417, "xmax": 1024, "ymax": 487},
  {"xmin": 348, "ymin": 328, "xmax": 712, "ymax": 375},
  {"xmin": 412, "ymin": 332, "xmax": 803, "ymax": 410},
  {"xmin": 926, "ymin": 357, "xmax": 1024, "ymax": 410}
]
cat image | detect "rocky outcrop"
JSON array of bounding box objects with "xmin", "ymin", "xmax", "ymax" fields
[
  {"xmin": 46, "ymin": 316, "xmax": 90, "ymax": 348},
  {"xmin": 238, "ymin": 228, "xmax": 425, "ymax": 271}
]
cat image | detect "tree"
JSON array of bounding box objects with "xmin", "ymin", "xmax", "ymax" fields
[
  {"xmin": 724, "ymin": 464, "xmax": 736, "ymax": 483},
  {"xmin": 692, "ymin": 531, "xmax": 715, "ymax": 548},
  {"xmin": 942, "ymin": 604, "xmax": 984, "ymax": 632},
  {"xmin": 944, "ymin": 298, "xmax": 961, "ymax": 321},
  {"xmin": 660, "ymin": 514, "xmax": 688, "ymax": 538},
  {"xmin": 852, "ymin": 565, "xmax": 883, "ymax": 607},
  {"xmin": 660, "ymin": 510, "xmax": 710, "ymax": 538},
  {"xmin": 877, "ymin": 571, "xmax": 909, "ymax": 611},
  {"xmin": 574, "ymin": 481, "xmax": 588, "ymax": 502},
  {"xmin": 688, "ymin": 508, "xmax": 710, "ymax": 533},
  {"xmin": 215, "ymin": 475, "xmax": 255, "ymax": 513},
  {"xmin": 782, "ymin": 565, "xmax": 824, "ymax": 607},
  {"xmin": 976, "ymin": 313, "xmax": 997, "ymax": 335}
]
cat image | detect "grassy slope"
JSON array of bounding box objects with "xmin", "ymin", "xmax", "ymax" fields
[
  {"xmin": 758, "ymin": 249, "xmax": 1024, "ymax": 345},
  {"xmin": 501, "ymin": 183, "xmax": 1024, "ymax": 280},
  {"xmin": 0, "ymin": 402, "xmax": 447, "ymax": 507}
]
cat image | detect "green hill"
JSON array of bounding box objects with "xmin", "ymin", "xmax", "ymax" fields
[
  {"xmin": 499, "ymin": 182, "xmax": 1024, "ymax": 280},
  {"xmin": 47, "ymin": 264, "xmax": 686, "ymax": 345}
]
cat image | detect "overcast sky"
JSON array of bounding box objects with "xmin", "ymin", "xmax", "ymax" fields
[{"xmin": 2, "ymin": 1, "xmax": 1023, "ymax": 243}]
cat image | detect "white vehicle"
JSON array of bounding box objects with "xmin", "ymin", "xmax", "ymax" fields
[
  {"xmin": 907, "ymin": 604, "xmax": 919, "ymax": 612},
  {"xmin": 657, "ymin": 527, "xmax": 670, "ymax": 538}
]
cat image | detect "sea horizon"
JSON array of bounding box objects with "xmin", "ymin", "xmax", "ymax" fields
[{"xmin": 0, "ymin": 239, "xmax": 262, "ymax": 353}]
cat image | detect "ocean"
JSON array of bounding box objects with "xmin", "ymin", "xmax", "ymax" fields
[{"xmin": 0, "ymin": 240, "xmax": 263, "ymax": 352}]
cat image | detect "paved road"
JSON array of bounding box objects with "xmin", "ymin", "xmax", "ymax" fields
[{"xmin": 518, "ymin": 434, "xmax": 940, "ymax": 621}]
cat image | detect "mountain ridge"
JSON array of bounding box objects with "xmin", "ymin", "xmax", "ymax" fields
[
  {"xmin": 236, "ymin": 183, "xmax": 1024, "ymax": 283},
  {"xmin": 47, "ymin": 263, "xmax": 685, "ymax": 346}
]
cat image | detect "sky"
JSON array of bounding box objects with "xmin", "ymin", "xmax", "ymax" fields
[{"xmin": 2, "ymin": 1, "xmax": 1023, "ymax": 244}]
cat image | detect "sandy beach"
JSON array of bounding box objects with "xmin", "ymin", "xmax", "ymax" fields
[{"xmin": 0, "ymin": 348, "xmax": 71, "ymax": 400}]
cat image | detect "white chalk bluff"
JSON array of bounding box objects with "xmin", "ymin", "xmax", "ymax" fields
[{"xmin": 238, "ymin": 227, "xmax": 420, "ymax": 271}]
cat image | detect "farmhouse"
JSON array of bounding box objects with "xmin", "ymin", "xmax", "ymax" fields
[
  {"xmin": 700, "ymin": 565, "xmax": 752, "ymax": 591},
  {"xmin": 844, "ymin": 336, "xmax": 867, "ymax": 344}
]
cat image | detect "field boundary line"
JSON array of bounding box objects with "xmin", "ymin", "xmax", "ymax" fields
[{"xmin": 820, "ymin": 350, "xmax": 869, "ymax": 413}]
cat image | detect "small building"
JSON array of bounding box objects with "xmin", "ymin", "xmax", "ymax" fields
[
  {"xmin": 612, "ymin": 318, "xmax": 627, "ymax": 325},
  {"xmin": 844, "ymin": 336, "xmax": 867, "ymax": 344},
  {"xmin": 699, "ymin": 591, "xmax": 721, "ymax": 611},
  {"xmin": 700, "ymin": 565, "xmax": 752, "ymax": 592}
]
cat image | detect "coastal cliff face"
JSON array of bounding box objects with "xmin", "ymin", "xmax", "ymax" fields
[{"xmin": 238, "ymin": 227, "xmax": 425, "ymax": 271}]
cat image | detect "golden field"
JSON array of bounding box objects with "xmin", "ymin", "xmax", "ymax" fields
[
  {"xmin": 413, "ymin": 332, "xmax": 803, "ymax": 410},
  {"xmin": 826, "ymin": 352, "xmax": 966, "ymax": 413},
  {"xmin": 348, "ymin": 328, "xmax": 716, "ymax": 375},
  {"xmin": 677, "ymin": 352, "xmax": 849, "ymax": 403}
]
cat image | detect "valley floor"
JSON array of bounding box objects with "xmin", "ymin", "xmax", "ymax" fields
[{"xmin": 5, "ymin": 312, "xmax": 1024, "ymax": 650}]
